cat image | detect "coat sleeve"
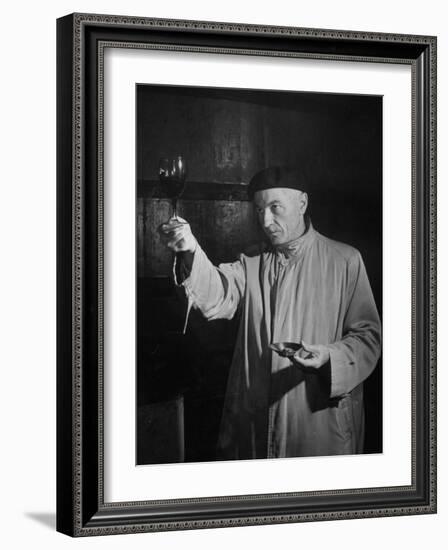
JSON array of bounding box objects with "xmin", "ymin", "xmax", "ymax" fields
[
  {"xmin": 174, "ymin": 243, "xmax": 246, "ymax": 321},
  {"xmin": 327, "ymin": 251, "xmax": 381, "ymax": 398}
]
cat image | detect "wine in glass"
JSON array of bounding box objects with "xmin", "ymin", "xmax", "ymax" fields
[{"xmin": 159, "ymin": 156, "xmax": 187, "ymax": 221}]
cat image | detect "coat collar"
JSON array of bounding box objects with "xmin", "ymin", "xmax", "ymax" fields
[{"xmin": 272, "ymin": 218, "xmax": 316, "ymax": 262}]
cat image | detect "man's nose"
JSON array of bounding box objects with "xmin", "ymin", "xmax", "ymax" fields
[{"xmin": 262, "ymin": 209, "xmax": 274, "ymax": 227}]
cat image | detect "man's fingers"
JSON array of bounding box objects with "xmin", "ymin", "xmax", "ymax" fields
[
  {"xmin": 157, "ymin": 218, "xmax": 197, "ymax": 253},
  {"xmin": 301, "ymin": 340, "xmax": 320, "ymax": 353},
  {"xmin": 160, "ymin": 225, "xmax": 184, "ymax": 237},
  {"xmin": 167, "ymin": 228, "xmax": 186, "ymax": 240},
  {"xmin": 167, "ymin": 232, "xmax": 186, "ymax": 249},
  {"xmin": 159, "ymin": 219, "xmax": 190, "ymax": 234},
  {"xmin": 159, "ymin": 225, "xmax": 189, "ymax": 242},
  {"xmin": 296, "ymin": 346, "xmax": 316, "ymax": 360}
]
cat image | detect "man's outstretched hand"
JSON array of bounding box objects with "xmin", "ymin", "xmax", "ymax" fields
[{"xmin": 293, "ymin": 341, "xmax": 330, "ymax": 370}]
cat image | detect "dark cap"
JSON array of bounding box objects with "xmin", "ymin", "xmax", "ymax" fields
[{"xmin": 248, "ymin": 165, "xmax": 313, "ymax": 200}]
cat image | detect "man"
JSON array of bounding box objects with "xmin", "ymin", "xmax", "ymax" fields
[{"xmin": 160, "ymin": 166, "xmax": 381, "ymax": 460}]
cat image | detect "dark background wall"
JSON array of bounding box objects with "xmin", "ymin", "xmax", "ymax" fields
[{"xmin": 136, "ymin": 84, "xmax": 382, "ymax": 464}]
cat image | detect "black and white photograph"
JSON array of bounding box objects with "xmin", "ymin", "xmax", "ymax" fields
[{"xmin": 136, "ymin": 84, "xmax": 383, "ymax": 465}]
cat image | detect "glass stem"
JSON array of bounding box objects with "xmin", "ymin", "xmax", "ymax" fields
[{"xmin": 172, "ymin": 198, "xmax": 178, "ymax": 220}]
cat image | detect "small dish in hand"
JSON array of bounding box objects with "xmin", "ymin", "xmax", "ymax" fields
[{"xmin": 269, "ymin": 341, "xmax": 302, "ymax": 358}]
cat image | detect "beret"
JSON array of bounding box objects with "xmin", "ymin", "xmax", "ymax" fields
[{"xmin": 248, "ymin": 165, "xmax": 313, "ymax": 200}]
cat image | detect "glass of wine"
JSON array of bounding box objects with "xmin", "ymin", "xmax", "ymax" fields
[
  {"xmin": 159, "ymin": 155, "xmax": 187, "ymax": 221},
  {"xmin": 158, "ymin": 155, "xmax": 190, "ymax": 334}
]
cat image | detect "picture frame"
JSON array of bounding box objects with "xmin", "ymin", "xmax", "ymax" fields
[{"xmin": 56, "ymin": 12, "xmax": 437, "ymax": 536}]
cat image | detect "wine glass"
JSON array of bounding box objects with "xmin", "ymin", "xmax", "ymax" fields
[
  {"xmin": 158, "ymin": 156, "xmax": 190, "ymax": 334},
  {"xmin": 159, "ymin": 156, "xmax": 187, "ymax": 221}
]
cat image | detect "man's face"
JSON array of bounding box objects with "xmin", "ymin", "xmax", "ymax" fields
[{"xmin": 253, "ymin": 187, "xmax": 308, "ymax": 246}]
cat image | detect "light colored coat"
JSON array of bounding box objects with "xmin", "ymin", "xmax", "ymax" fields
[{"xmin": 178, "ymin": 223, "xmax": 381, "ymax": 459}]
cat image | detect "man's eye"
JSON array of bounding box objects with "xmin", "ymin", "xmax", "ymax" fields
[{"xmin": 272, "ymin": 204, "xmax": 282, "ymax": 212}]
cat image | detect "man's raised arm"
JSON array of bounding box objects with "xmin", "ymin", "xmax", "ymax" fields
[{"xmin": 159, "ymin": 217, "xmax": 246, "ymax": 321}]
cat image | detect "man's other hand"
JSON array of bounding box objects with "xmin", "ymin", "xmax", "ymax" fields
[
  {"xmin": 293, "ymin": 341, "xmax": 330, "ymax": 369},
  {"xmin": 158, "ymin": 217, "xmax": 198, "ymax": 254}
]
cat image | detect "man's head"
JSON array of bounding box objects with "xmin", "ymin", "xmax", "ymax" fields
[
  {"xmin": 248, "ymin": 166, "xmax": 310, "ymax": 245},
  {"xmin": 253, "ymin": 187, "xmax": 308, "ymax": 245}
]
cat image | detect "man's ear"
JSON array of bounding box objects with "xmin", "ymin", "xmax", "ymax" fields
[{"xmin": 298, "ymin": 192, "xmax": 308, "ymax": 215}]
